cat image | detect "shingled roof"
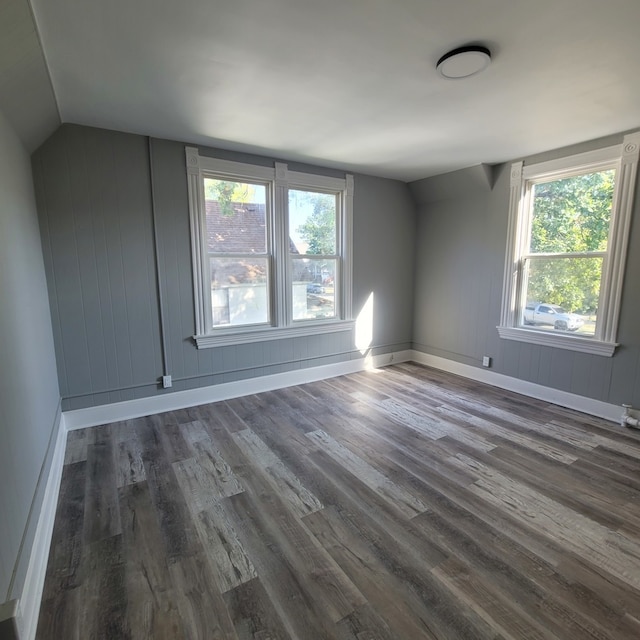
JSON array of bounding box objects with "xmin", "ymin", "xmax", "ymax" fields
[
  {"xmin": 205, "ymin": 199, "xmax": 304, "ymax": 286},
  {"xmin": 205, "ymin": 200, "xmax": 300, "ymax": 254}
]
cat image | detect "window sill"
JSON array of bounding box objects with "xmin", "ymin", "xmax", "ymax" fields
[
  {"xmin": 497, "ymin": 326, "xmax": 617, "ymax": 357},
  {"xmin": 194, "ymin": 319, "xmax": 354, "ymax": 349}
]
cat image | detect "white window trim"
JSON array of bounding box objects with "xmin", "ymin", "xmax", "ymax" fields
[
  {"xmin": 185, "ymin": 147, "xmax": 354, "ymax": 348},
  {"xmin": 497, "ymin": 132, "xmax": 640, "ymax": 357}
]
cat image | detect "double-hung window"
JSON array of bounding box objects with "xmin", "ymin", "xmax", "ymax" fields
[
  {"xmin": 185, "ymin": 148, "xmax": 353, "ymax": 347},
  {"xmin": 498, "ymin": 132, "xmax": 640, "ymax": 356}
]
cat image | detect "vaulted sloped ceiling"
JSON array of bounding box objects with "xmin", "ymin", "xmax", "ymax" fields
[
  {"xmin": 0, "ymin": 0, "xmax": 59, "ymax": 151},
  {"xmin": 4, "ymin": 1, "xmax": 640, "ymax": 179}
]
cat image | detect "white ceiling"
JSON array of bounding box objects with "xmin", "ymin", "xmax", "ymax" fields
[{"xmin": 26, "ymin": 0, "xmax": 640, "ymax": 181}]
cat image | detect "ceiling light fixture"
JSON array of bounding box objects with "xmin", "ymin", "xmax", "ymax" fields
[{"xmin": 436, "ymin": 45, "xmax": 491, "ymax": 79}]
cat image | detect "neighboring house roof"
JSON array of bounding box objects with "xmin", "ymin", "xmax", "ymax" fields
[
  {"xmin": 206, "ymin": 200, "xmax": 267, "ymax": 253},
  {"xmin": 205, "ymin": 199, "xmax": 302, "ymax": 285},
  {"xmin": 205, "ymin": 200, "xmax": 300, "ymax": 254}
]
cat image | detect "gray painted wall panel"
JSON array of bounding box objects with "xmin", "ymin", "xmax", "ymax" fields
[
  {"xmin": 0, "ymin": 109, "xmax": 60, "ymax": 605},
  {"xmin": 34, "ymin": 125, "xmax": 416, "ymax": 410},
  {"xmin": 38, "ymin": 140, "xmax": 88, "ymax": 397},
  {"xmin": 516, "ymin": 344, "xmax": 533, "ymax": 383},
  {"xmin": 413, "ymin": 191, "xmax": 494, "ymax": 365},
  {"xmin": 150, "ymin": 138, "xmax": 199, "ymax": 381},
  {"xmin": 570, "ymin": 353, "xmax": 592, "ymax": 398},
  {"xmin": 537, "ymin": 347, "xmax": 553, "ymax": 390},
  {"xmin": 412, "ymin": 131, "xmax": 640, "ymax": 407},
  {"xmin": 34, "ymin": 126, "xmax": 166, "ymax": 409},
  {"xmin": 352, "ymin": 173, "xmax": 416, "ymax": 351}
]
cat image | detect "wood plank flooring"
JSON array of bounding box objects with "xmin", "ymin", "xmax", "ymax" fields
[{"xmin": 36, "ymin": 363, "xmax": 640, "ymax": 639}]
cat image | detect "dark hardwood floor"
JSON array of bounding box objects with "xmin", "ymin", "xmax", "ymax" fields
[{"xmin": 36, "ymin": 363, "xmax": 640, "ymax": 639}]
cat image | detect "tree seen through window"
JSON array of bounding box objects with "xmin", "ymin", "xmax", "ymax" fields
[{"xmin": 524, "ymin": 169, "xmax": 614, "ymax": 329}]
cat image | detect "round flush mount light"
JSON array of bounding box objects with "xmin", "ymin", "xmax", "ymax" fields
[{"xmin": 436, "ymin": 45, "xmax": 491, "ymax": 79}]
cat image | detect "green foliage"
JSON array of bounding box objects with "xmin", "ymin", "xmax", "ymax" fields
[
  {"xmin": 296, "ymin": 192, "xmax": 336, "ymax": 255},
  {"xmin": 530, "ymin": 170, "xmax": 613, "ymax": 253},
  {"xmin": 525, "ymin": 170, "xmax": 614, "ymax": 314},
  {"xmin": 527, "ymin": 257, "xmax": 602, "ymax": 314},
  {"xmin": 205, "ymin": 179, "xmax": 253, "ymax": 216}
]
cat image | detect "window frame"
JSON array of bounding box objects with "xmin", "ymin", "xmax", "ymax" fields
[
  {"xmin": 204, "ymin": 175, "xmax": 273, "ymax": 330},
  {"xmin": 186, "ymin": 147, "xmax": 354, "ymax": 348},
  {"xmin": 497, "ymin": 132, "xmax": 640, "ymax": 357},
  {"xmin": 288, "ymin": 186, "xmax": 341, "ymax": 323}
]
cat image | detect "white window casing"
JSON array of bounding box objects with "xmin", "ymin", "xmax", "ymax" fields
[
  {"xmin": 497, "ymin": 132, "xmax": 640, "ymax": 357},
  {"xmin": 186, "ymin": 147, "xmax": 354, "ymax": 348}
]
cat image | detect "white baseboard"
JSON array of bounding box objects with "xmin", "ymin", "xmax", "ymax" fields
[
  {"xmin": 410, "ymin": 350, "xmax": 622, "ymax": 423},
  {"xmin": 13, "ymin": 410, "xmax": 67, "ymax": 640},
  {"xmin": 63, "ymin": 348, "xmax": 623, "ymax": 430},
  {"xmin": 63, "ymin": 350, "xmax": 413, "ymax": 431}
]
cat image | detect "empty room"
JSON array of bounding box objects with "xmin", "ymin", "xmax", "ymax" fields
[{"xmin": 2, "ymin": 1, "xmax": 640, "ymax": 639}]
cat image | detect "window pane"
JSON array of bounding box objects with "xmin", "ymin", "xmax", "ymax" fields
[
  {"xmin": 292, "ymin": 258, "xmax": 336, "ymax": 320},
  {"xmin": 289, "ymin": 189, "xmax": 336, "ymax": 255},
  {"xmin": 530, "ymin": 169, "xmax": 614, "ymax": 254},
  {"xmin": 520, "ymin": 256, "xmax": 602, "ymax": 336},
  {"xmin": 204, "ymin": 178, "xmax": 267, "ymax": 253},
  {"xmin": 210, "ymin": 257, "xmax": 269, "ymax": 327}
]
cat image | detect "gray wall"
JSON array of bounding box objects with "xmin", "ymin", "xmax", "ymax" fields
[
  {"xmin": 33, "ymin": 126, "xmax": 164, "ymax": 410},
  {"xmin": 30, "ymin": 122, "xmax": 640, "ymax": 415},
  {"xmin": 410, "ymin": 133, "xmax": 640, "ymax": 407},
  {"xmin": 0, "ymin": 109, "xmax": 60, "ymax": 608},
  {"xmin": 33, "ymin": 125, "xmax": 416, "ymax": 411}
]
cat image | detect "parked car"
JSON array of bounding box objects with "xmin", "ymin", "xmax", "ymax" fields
[
  {"xmin": 306, "ymin": 283, "xmax": 324, "ymax": 294},
  {"xmin": 523, "ymin": 303, "xmax": 584, "ymax": 331}
]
